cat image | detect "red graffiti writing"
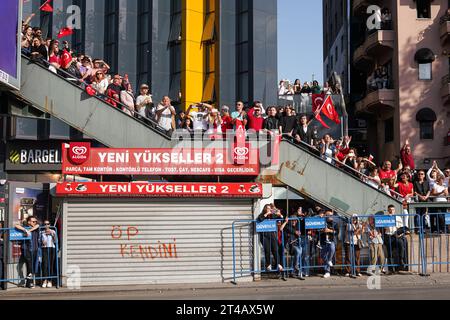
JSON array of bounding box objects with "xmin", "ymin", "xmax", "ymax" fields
[
  {"xmin": 119, "ymin": 239, "xmax": 178, "ymax": 260},
  {"xmin": 110, "ymin": 225, "xmax": 178, "ymax": 260},
  {"xmin": 110, "ymin": 226, "xmax": 139, "ymax": 240}
]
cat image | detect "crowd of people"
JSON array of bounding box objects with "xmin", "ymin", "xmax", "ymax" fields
[
  {"xmin": 366, "ymin": 66, "xmax": 390, "ymax": 91},
  {"xmin": 257, "ymin": 203, "xmax": 412, "ymax": 279},
  {"xmin": 278, "ymin": 79, "xmax": 339, "ymax": 97}
]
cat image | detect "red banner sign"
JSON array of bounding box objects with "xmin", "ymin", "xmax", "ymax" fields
[
  {"xmin": 61, "ymin": 144, "xmax": 260, "ymax": 176},
  {"xmin": 56, "ymin": 182, "xmax": 263, "ymax": 198}
]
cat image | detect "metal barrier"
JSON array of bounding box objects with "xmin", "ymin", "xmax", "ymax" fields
[
  {"xmin": 231, "ymin": 212, "xmax": 450, "ymax": 283},
  {"xmin": 420, "ymin": 212, "xmax": 450, "ymax": 274},
  {"xmin": 0, "ymin": 227, "xmax": 60, "ymax": 289}
]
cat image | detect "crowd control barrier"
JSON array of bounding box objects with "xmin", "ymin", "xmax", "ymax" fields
[
  {"xmin": 0, "ymin": 227, "xmax": 60, "ymax": 289},
  {"xmin": 232, "ymin": 212, "xmax": 450, "ymax": 283}
]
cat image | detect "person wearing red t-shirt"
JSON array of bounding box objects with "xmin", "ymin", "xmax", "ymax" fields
[
  {"xmin": 48, "ymin": 40, "xmax": 61, "ymax": 69},
  {"xmin": 220, "ymin": 106, "xmax": 233, "ymax": 137},
  {"xmin": 379, "ymin": 160, "xmax": 403, "ymax": 184},
  {"xmin": 247, "ymin": 103, "xmax": 265, "ymax": 133},
  {"xmin": 400, "ymin": 139, "xmax": 415, "ymax": 171},
  {"xmin": 396, "ymin": 172, "xmax": 414, "ymax": 202}
]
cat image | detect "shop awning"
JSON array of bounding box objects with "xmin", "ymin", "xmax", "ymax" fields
[
  {"xmin": 416, "ymin": 108, "xmax": 437, "ymax": 122},
  {"xmin": 414, "ymin": 48, "xmax": 435, "ymax": 63}
]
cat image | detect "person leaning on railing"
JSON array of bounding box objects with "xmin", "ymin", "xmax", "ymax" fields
[
  {"xmin": 413, "ymin": 170, "xmax": 431, "ymax": 231},
  {"xmin": 430, "ymin": 175, "xmax": 449, "ymax": 234},
  {"xmin": 40, "ymin": 220, "xmax": 56, "ymax": 288}
]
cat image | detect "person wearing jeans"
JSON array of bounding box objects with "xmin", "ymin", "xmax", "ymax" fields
[
  {"xmin": 285, "ymin": 215, "xmax": 304, "ymax": 280},
  {"xmin": 366, "ymin": 216, "xmax": 385, "ymax": 274},
  {"xmin": 40, "ymin": 220, "xmax": 56, "ymax": 288},
  {"xmin": 320, "ymin": 214, "xmax": 338, "ymax": 278},
  {"xmin": 15, "ymin": 216, "xmax": 40, "ymax": 288}
]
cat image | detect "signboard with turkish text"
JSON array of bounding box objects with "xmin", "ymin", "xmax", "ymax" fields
[
  {"xmin": 9, "ymin": 228, "xmax": 31, "ymax": 241},
  {"xmin": 56, "ymin": 182, "xmax": 263, "ymax": 198},
  {"xmin": 256, "ymin": 220, "xmax": 277, "ymax": 233},
  {"xmin": 62, "ymin": 143, "xmax": 260, "ymax": 176},
  {"xmin": 305, "ymin": 217, "xmax": 326, "ymax": 230},
  {"xmin": 375, "ymin": 215, "xmax": 396, "ymax": 228}
]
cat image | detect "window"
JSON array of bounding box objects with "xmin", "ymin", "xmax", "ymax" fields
[
  {"xmin": 416, "ymin": 108, "xmax": 436, "ymax": 140},
  {"xmin": 137, "ymin": 1, "xmax": 151, "ymax": 87},
  {"xmin": 237, "ymin": 0, "xmax": 250, "ymax": 104},
  {"xmin": 416, "ymin": 0, "xmax": 431, "ymax": 19},
  {"xmin": 418, "ymin": 63, "xmax": 432, "ymax": 80},
  {"xmin": 335, "ymin": 47, "xmax": 338, "ymax": 63},
  {"xmin": 384, "ymin": 117, "xmax": 394, "ymax": 143},
  {"xmin": 341, "ymin": 35, "xmax": 344, "ymax": 53},
  {"xmin": 104, "ymin": 0, "xmax": 118, "ymax": 74}
]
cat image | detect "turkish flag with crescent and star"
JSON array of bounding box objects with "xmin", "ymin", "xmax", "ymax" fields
[
  {"xmin": 321, "ymin": 95, "xmax": 341, "ymax": 124},
  {"xmin": 311, "ymin": 94, "xmax": 330, "ymax": 129}
]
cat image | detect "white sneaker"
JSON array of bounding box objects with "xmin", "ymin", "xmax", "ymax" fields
[
  {"xmin": 344, "ymin": 273, "xmax": 350, "ymax": 277},
  {"xmin": 357, "ymin": 273, "xmax": 362, "ymax": 277},
  {"xmin": 328, "ymin": 261, "xmax": 333, "ymax": 267},
  {"xmin": 42, "ymin": 280, "xmax": 47, "ymax": 288},
  {"xmin": 323, "ymin": 272, "xmax": 331, "ymax": 278},
  {"xmin": 47, "ymin": 282, "xmax": 52, "ymax": 288},
  {"xmin": 278, "ymin": 264, "xmax": 284, "ymax": 272},
  {"xmin": 266, "ymin": 265, "xmax": 272, "ymax": 271}
]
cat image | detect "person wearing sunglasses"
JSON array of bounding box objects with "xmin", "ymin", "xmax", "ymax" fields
[
  {"xmin": 40, "ymin": 220, "xmax": 56, "ymax": 288},
  {"xmin": 14, "ymin": 216, "xmax": 41, "ymax": 288}
]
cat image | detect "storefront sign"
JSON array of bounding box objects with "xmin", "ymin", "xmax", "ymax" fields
[
  {"xmin": 375, "ymin": 215, "xmax": 396, "ymax": 228},
  {"xmin": 256, "ymin": 220, "xmax": 277, "ymax": 233},
  {"xmin": 445, "ymin": 214, "xmax": 450, "ymax": 226},
  {"xmin": 305, "ymin": 217, "xmax": 326, "ymax": 230},
  {"xmin": 62, "ymin": 143, "xmax": 260, "ymax": 176},
  {"xmin": 6, "ymin": 141, "xmax": 63, "ymax": 171},
  {"xmin": 9, "ymin": 229, "xmax": 31, "ymax": 241},
  {"xmin": 56, "ymin": 182, "xmax": 263, "ymax": 198}
]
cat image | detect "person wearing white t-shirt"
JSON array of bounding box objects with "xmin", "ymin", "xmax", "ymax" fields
[
  {"xmin": 156, "ymin": 96, "xmax": 176, "ymax": 135},
  {"xmin": 135, "ymin": 84, "xmax": 154, "ymax": 120},
  {"xmin": 431, "ymin": 176, "xmax": 449, "ymax": 233},
  {"xmin": 187, "ymin": 103, "xmax": 212, "ymax": 132}
]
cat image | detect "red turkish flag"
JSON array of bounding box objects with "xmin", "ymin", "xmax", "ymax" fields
[
  {"xmin": 321, "ymin": 95, "xmax": 341, "ymax": 124},
  {"xmin": 40, "ymin": 2, "xmax": 53, "ymax": 12},
  {"xmin": 57, "ymin": 27, "xmax": 74, "ymax": 39},
  {"xmin": 311, "ymin": 94, "xmax": 330, "ymax": 129}
]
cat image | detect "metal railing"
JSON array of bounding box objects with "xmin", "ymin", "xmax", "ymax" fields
[{"xmin": 1, "ymin": 226, "xmax": 61, "ymax": 289}]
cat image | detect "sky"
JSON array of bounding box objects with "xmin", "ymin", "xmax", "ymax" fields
[{"xmin": 278, "ymin": 0, "xmax": 323, "ymax": 85}]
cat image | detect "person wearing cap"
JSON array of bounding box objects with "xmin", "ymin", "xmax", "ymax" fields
[
  {"xmin": 136, "ymin": 84, "xmax": 154, "ymax": 120},
  {"xmin": 206, "ymin": 107, "xmax": 223, "ymax": 136},
  {"xmin": 344, "ymin": 214, "xmax": 363, "ymax": 277},
  {"xmin": 187, "ymin": 103, "xmax": 211, "ymax": 133},
  {"xmin": 220, "ymin": 106, "xmax": 233, "ymax": 136}
]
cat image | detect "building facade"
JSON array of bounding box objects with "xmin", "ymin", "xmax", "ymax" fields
[
  {"xmin": 324, "ymin": 0, "xmax": 449, "ymax": 167},
  {"xmin": 21, "ymin": 0, "xmax": 277, "ymax": 109}
]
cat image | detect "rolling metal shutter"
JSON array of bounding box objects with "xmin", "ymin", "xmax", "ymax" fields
[{"xmin": 62, "ymin": 199, "xmax": 254, "ymax": 286}]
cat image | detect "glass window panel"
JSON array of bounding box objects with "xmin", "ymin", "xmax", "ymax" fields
[
  {"xmin": 202, "ymin": 13, "xmax": 215, "ymax": 42},
  {"xmin": 169, "ymin": 13, "xmax": 182, "ymax": 42},
  {"xmin": 384, "ymin": 117, "xmax": 394, "ymax": 143},
  {"xmin": 49, "ymin": 116, "xmax": 71, "ymax": 139},
  {"xmin": 238, "ymin": 12, "xmax": 249, "ymax": 43},
  {"xmin": 202, "ymin": 73, "xmax": 215, "ymax": 102},
  {"xmin": 418, "ymin": 63, "xmax": 432, "ymax": 80},
  {"xmin": 420, "ymin": 121, "xmax": 434, "ymax": 139},
  {"xmin": 238, "ymin": 72, "xmax": 249, "ymax": 103},
  {"xmin": 169, "ymin": 73, "xmax": 181, "ymax": 102},
  {"xmin": 238, "ymin": 43, "xmax": 249, "ymax": 72},
  {"xmin": 139, "ymin": 14, "xmax": 149, "ymax": 43},
  {"xmin": 14, "ymin": 117, "xmax": 38, "ymax": 140}
]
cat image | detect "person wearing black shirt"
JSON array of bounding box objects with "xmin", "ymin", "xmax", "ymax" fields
[
  {"xmin": 413, "ymin": 170, "xmax": 431, "ymax": 231},
  {"xmin": 30, "ymin": 37, "xmax": 48, "ymax": 61},
  {"xmin": 320, "ymin": 213, "xmax": 338, "ymax": 278},
  {"xmin": 279, "ymin": 106, "xmax": 298, "ymax": 140},
  {"xmin": 257, "ymin": 204, "xmax": 284, "ymax": 272},
  {"xmin": 263, "ymin": 106, "xmax": 280, "ymax": 132},
  {"xmin": 15, "ymin": 216, "xmax": 40, "ymax": 288},
  {"xmin": 294, "ymin": 114, "xmax": 314, "ymax": 146}
]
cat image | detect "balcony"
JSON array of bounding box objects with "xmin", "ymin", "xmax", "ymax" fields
[
  {"xmin": 441, "ymin": 75, "xmax": 450, "ymax": 105},
  {"xmin": 440, "ymin": 19, "xmax": 450, "ymax": 45},
  {"xmin": 355, "ymin": 88, "xmax": 395, "ymax": 114},
  {"xmin": 353, "ymin": 29, "xmax": 395, "ymax": 69}
]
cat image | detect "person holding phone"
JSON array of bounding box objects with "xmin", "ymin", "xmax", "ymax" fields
[
  {"xmin": 40, "ymin": 220, "xmax": 57, "ymax": 288},
  {"xmin": 15, "ymin": 216, "xmax": 40, "ymax": 288}
]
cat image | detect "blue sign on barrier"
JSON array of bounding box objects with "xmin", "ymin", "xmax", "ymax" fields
[
  {"xmin": 446, "ymin": 214, "xmax": 450, "ymax": 226},
  {"xmin": 375, "ymin": 215, "xmax": 396, "ymax": 228},
  {"xmin": 256, "ymin": 220, "xmax": 277, "ymax": 233},
  {"xmin": 305, "ymin": 217, "xmax": 326, "ymax": 230},
  {"xmin": 9, "ymin": 229, "xmax": 31, "ymax": 241}
]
